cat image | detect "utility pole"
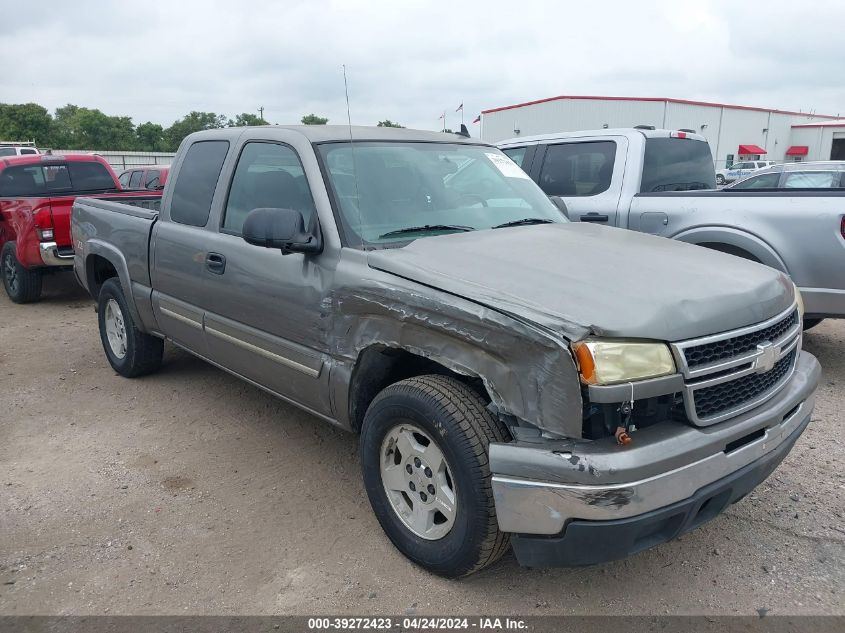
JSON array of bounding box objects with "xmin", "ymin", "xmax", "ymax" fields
[{"xmin": 258, "ymin": 106, "xmax": 265, "ymax": 122}]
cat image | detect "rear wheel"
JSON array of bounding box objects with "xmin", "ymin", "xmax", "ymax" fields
[
  {"xmin": 1, "ymin": 242, "xmax": 42, "ymax": 304},
  {"xmin": 97, "ymin": 278, "xmax": 163, "ymax": 377},
  {"xmin": 360, "ymin": 375, "xmax": 510, "ymax": 578}
]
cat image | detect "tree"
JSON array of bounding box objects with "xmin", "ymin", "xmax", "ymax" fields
[
  {"xmin": 51, "ymin": 104, "xmax": 135, "ymax": 150},
  {"xmin": 164, "ymin": 111, "xmax": 227, "ymax": 151},
  {"xmin": 228, "ymin": 113, "xmax": 268, "ymax": 127},
  {"xmin": 376, "ymin": 120, "xmax": 404, "ymax": 128},
  {"xmin": 301, "ymin": 114, "xmax": 328, "ymax": 125},
  {"xmin": 0, "ymin": 103, "xmax": 53, "ymax": 146},
  {"xmin": 136, "ymin": 122, "xmax": 167, "ymax": 152}
]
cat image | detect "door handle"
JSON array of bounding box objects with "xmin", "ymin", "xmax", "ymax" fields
[
  {"xmin": 580, "ymin": 213, "xmax": 609, "ymax": 223},
  {"xmin": 205, "ymin": 252, "xmax": 226, "ymax": 274}
]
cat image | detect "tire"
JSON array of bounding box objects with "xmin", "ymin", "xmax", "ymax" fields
[
  {"xmin": 803, "ymin": 318, "xmax": 823, "ymax": 331},
  {"xmin": 97, "ymin": 277, "xmax": 163, "ymax": 377},
  {"xmin": 716, "ymin": 174, "xmax": 725, "ymax": 185},
  {"xmin": 2, "ymin": 242, "xmax": 43, "ymax": 303},
  {"xmin": 360, "ymin": 374, "xmax": 511, "ymax": 578}
]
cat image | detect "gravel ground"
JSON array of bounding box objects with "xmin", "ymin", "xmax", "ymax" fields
[{"xmin": 0, "ymin": 274, "xmax": 843, "ymax": 616}]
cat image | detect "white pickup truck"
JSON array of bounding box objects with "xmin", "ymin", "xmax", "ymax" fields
[{"xmin": 499, "ymin": 128, "xmax": 845, "ymax": 326}]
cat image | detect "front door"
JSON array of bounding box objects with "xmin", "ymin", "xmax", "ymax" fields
[
  {"xmin": 202, "ymin": 140, "xmax": 333, "ymax": 416},
  {"xmin": 533, "ymin": 137, "xmax": 627, "ymax": 226}
]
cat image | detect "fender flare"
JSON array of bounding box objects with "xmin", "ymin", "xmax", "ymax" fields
[
  {"xmin": 83, "ymin": 239, "xmax": 145, "ymax": 328},
  {"xmin": 671, "ymin": 226, "xmax": 789, "ymax": 273}
]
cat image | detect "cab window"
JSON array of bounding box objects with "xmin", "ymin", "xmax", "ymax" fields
[
  {"xmin": 783, "ymin": 172, "xmax": 841, "ymax": 188},
  {"xmin": 170, "ymin": 140, "xmax": 230, "ymax": 227},
  {"xmin": 144, "ymin": 170, "xmax": 161, "ymax": 189},
  {"xmin": 502, "ymin": 147, "xmax": 528, "ymax": 168},
  {"xmin": 222, "ymin": 142, "xmax": 316, "ymax": 235},
  {"xmin": 129, "ymin": 170, "xmax": 143, "ymax": 188},
  {"xmin": 731, "ymin": 173, "xmax": 780, "ymax": 189},
  {"xmin": 118, "ymin": 172, "xmax": 131, "ymax": 187},
  {"xmin": 538, "ymin": 141, "xmax": 615, "ymax": 196}
]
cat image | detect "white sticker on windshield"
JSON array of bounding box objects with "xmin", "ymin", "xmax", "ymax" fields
[{"xmin": 486, "ymin": 152, "xmax": 530, "ymax": 179}]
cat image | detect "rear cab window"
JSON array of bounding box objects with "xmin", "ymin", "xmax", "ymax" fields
[
  {"xmin": 170, "ymin": 141, "xmax": 230, "ymax": 226},
  {"xmin": 641, "ymin": 138, "xmax": 715, "ymax": 192},
  {"xmin": 0, "ymin": 160, "xmax": 116, "ymax": 196}
]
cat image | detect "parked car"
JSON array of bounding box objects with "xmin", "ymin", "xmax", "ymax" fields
[
  {"xmin": 117, "ymin": 165, "xmax": 169, "ymax": 191},
  {"xmin": 715, "ymin": 160, "xmax": 776, "ymax": 185},
  {"xmin": 727, "ymin": 161, "xmax": 845, "ymax": 189},
  {"xmin": 0, "ymin": 143, "xmax": 40, "ymax": 157},
  {"xmin": 73, "ymin": 125, "xmax": 819, "ymax": 577},
  {"xmin": 0, "ymin": 153, "xmax": 161, "ymax": 303},
  {"xmin": 498, "ymin": 128, "xmax": 844, "ymax": 327}
]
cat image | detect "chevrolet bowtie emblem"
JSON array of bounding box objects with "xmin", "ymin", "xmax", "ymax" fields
[{"xmin": 753, "ymin": 341, "xmax": 780, "ymax": 374}]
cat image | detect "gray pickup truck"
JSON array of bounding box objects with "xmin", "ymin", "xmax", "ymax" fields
[
  {"xmin": 499, "ymin": 128, "xmax": 845, "ymax": 327},
  {"xmin": 72, "ymin": 125, "xmax": 820, "ymax": 577}
]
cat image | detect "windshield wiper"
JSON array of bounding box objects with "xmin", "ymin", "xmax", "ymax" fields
[
  {"xmin": 378, "ymin": 224, "xmax": 475, "ymax": 239},
  {"xmin": 492, "ymin": 218, "xmax": 555, "ymax": 229}
]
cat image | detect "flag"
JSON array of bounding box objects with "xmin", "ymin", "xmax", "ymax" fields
[
  {"xmin": 438, "ymin": 112, "xmax": 445, "ymax": 120},
  {"xmin": 456, "ymin": 103, "xmax": 463, "ymax": 112},
  {"xmin": 472, "ymin": 115, "xmax": 481, "ymax": 124}
]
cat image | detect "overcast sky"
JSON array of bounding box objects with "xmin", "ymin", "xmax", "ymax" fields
[{"xmin": 2, "ymin": 0, "xmax": 843, "ymax": 131}]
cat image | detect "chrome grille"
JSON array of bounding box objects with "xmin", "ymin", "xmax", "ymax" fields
[
  {"xmin": 683, "ymin": 310, "xmax": 798, "ymax": 369},
  {"xmin": 693, "ymin": 349, "xmax": 796, "ymax": 419},
  {"xmin": 671, "ymin": 304, "xmax": 801, "ymax": 426}
]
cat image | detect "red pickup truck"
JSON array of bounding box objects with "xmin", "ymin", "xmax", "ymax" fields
[{"xmin": 0, "ymin": 153, "xmax": 160, "ymax": 303}]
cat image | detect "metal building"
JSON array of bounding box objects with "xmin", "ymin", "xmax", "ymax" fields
[{"xmin": 479, "ymin": 96, "xmax": 840, "ymax": 168}]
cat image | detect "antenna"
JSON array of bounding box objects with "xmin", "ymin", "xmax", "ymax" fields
[{"xmin": 342, "ymin": 64, "xmax": 364, "ymax": 248}]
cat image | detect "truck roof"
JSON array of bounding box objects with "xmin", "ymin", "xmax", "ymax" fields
[
  {"xmin": 497, "ymin": 127, "xmax": 708, "ymax": 147},
  {"xmin": 185, "ymin": 125, "xmax": 485, "ymax": 145},
  {"xmin": 0, "ymin": 153, "xmax": 110, "ymax": 169}
]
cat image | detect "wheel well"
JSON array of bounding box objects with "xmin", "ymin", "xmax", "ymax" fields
[
  {"xmin": 697, "ymin": 242, "xmax": 762, "ymax": 263},
  {"xmin": 348, "ymin": 346, "xmax": 490, "ymax": 433},
  {"xmin": 86, "ymin": 255, "xmax": 118, "ymax": 299}
]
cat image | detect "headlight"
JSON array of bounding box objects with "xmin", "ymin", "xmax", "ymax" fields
[
  {"xmin": 571, "ymin": 339, "xmax": 676, "ymax": 385},
  {"xmin": 794, "ymin": 283, "xmax": 805, "ymax": 318}
]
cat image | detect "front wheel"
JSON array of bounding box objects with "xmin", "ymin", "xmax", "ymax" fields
[
  {"xmin": 360, "ymin": 375, "xmax": 511, "ymax": 578},
  {"xmin": 716, "ymin": 174, "xmax": 725, "ymax": 185},
  {"xmin": 97, "ymin": 278, "xmax": 163, "ymax": 377},
  {"xmin": 2, "ymin": 242, "xmax": 42, "ymax": 303}
]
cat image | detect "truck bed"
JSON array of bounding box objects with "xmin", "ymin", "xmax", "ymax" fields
[{"xmin": 71, "ymin": 195, "xmax": 161, "ymax": 294}]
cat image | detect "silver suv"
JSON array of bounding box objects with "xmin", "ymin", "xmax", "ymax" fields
[{"xmin": 728, "ymin": 161, "xmax": 845, "ymax": 189}]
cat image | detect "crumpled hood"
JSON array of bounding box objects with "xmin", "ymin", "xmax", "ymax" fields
[{"xmin": 367, "ymin": 223, "xmax": 794, "ymax": 342}]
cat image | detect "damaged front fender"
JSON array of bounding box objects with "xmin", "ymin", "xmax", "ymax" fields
[{"xmin": 326, "ymin": 274, "xmax": 583, "ymax": 439}]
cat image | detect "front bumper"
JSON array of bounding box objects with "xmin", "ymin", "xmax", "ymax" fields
[
  {"xmin": 800, "ymin": 286, "xmax": 845, "ymax": 319},
  {"xmin": 39, "ymin": 242, "xmax": 74, "ymax": 267},
  {"xmin": 490, "ymin": 350, "xmax": 820, "ymax": 566}
]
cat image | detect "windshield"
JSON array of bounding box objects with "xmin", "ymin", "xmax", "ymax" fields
[
  {"xmin": 318, "ymin": 142, "xmax": 565, "ymax": 247},
  {"xmin": 641, "ymin": 138, "xmax": 716, "ymax": 192}
]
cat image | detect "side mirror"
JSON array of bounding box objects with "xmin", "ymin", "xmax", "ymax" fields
[
  {"xmin": 549, "ymin": 195, "xmax": 569, "ymax": 218},
  {"xmin": 242, "ymin": 207, "xmax": 322, "ymax": 254}
]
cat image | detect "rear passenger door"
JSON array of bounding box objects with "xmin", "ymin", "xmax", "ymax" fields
[
  {"xmin": 533, "ymin": 137, "xmax": 627, "ymax": 226},
  {"xmin": 151, "ymin": 139, "xmax": 231, "ymax": 354},
  {"xmin": 201, "ymin": 137, "xmax": 332, "ymax": 416}
]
